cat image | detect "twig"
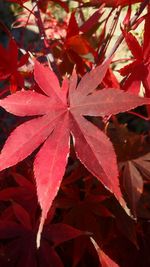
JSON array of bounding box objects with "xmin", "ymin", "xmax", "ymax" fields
[
  {"xmin": 97, "ymin": 8, "xmax": 113, "ymax": 59},
  {"xmin": 20, "ymin": 3, "xmax": 36, "ymax": 16},
  {"xmin": 32, "ymin": 1, "xmax": 62, "ymax": 83},
  {"xmin": 102, "ymin": 7, "xmax": 122, "ymax": 58},
  {"xmin": 105, "ymin": 0, "xmax": 150, "ymax": 60},
  {"xmin": 20, "ymin": 4, "xmax": 37, "ymax": 47},
  {"xmin": 127, "ymin": 111, "xmax": 150, "ymax": 121}
]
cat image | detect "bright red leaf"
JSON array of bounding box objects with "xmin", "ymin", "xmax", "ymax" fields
[
  {"xmin": 65, "ymin": 12, "xmax": 95, "ymax": 55},
  {"xmin": 0, "ymin": 59, "xmax": 150, "ymax": 247}
]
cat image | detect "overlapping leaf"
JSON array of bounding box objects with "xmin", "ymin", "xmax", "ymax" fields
[
  {"xmin": 119, "ymin": 13, "xmax": 150, "ymax": 97},
  {"xmin": 60, "ymin": 11, "xmax": 97, "ymax": 75},
  {"xmin": 0, "ymin": 59, "xmax": 150, "ymax": 246},
  {"xmin": 0, "ymin": 203, "xmax": 82, "ymax": 267},
  {"xmin": 0, "ymin": 38, "xmax": 28, "ymax": 92},
  {"xmin": 120, "ymin": 161, "xmax": 143, "ymax": 217}
]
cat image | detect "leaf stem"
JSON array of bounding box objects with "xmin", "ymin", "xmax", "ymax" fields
[
  {"xmin": 127, "ymin": 111, "xmax": 150, "ymax": 121},
  {"xmin": 99, "ymin": 7, "xmax": 121, "ymax": 59}
]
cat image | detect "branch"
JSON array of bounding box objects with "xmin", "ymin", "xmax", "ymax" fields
[
  {"xmin": 32, "ymin": 1, "xmax": 62, "ymax": 83},
  {"xmin": 100, "ymin": 7, "xmax": 122, "ymax": 58},
  {"xmin": 127, "ymin": 111, "xmax": 150, "ymax": 121},
  {"xmin": 106, "ymin": 0, "xmax": 150, "ymax": 60}
]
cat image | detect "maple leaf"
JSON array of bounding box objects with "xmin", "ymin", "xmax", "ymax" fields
[
  {"xmin": 65, "ymin": 12, "xmax": 96, "ymax": 56},
  {"xmin": 119, "ymin": 13, "xmax": 150, "ymax": 97},
  {"xmin": 0, "ymin": 39, "xmax": 28, "ymax": 93},
  {"xmin": 60, "ymin": 12, "xmax": 97, "ymax": 75},
  {"xmin": 0, "ymin": 59, "xmax": 150, "ymax": 247},
  {"xmin": 119, "ymin": 151, "xmax": 150, "ymax": 219}
]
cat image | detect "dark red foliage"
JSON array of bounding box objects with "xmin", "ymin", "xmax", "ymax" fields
[
  {"xmin": 0, "ymin": 39, "xmax": 28, "ymax": 93},
  {"xmin": 0, "ymin": 1, "xmax": 150, "ymax": 267}
]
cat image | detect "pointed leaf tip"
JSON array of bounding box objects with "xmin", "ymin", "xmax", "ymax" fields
[
  {"xmin": 34, "ymin": 115, "xmax": 70, "ymax": 246},
  {"xmin": 76, "ymin": 57, "xmax": 112, "ymax": 96},
  {"xmin": 36, "ymin": 214, "xmax": 45, "ymax": 249}
]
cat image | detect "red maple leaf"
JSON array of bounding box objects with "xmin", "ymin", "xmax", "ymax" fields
[
  {"xmin": 119, "ymin": 12, "xmax": 150, "ymax": 97},
  {"xmin": 0, "ymin": 39, "xmax": 28, "ymax": 93},
  {"xmin": 0, "ymin": 58, "xmax": 150, "ymax": 246},
  {"xmin": 65, "ymin": 12, "xmax": 95, "ymax": 56},
  {"xmin": 60, "ymin": 12, "xmax": 97, "ymax": 75}
]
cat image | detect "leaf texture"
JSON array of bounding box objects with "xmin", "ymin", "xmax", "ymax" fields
[
  {"xmin": 0, "ymin": 90, "xmax": 55, "ymax": 116},
  {"xmin": 35, "ymin": 115, "xmax": 70, "ymax": 248},
  {"xmin": 0, "ymin": 59, "xmax": 150, "ymax": 246},
  {"xmin": 70, "ymin": 114, "xmax": 120, "ymax": 199}
]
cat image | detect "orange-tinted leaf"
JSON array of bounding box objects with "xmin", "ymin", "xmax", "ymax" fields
[{"xmin": 66, "ymin": 35, "xmax": 93, "ymax": 55}]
